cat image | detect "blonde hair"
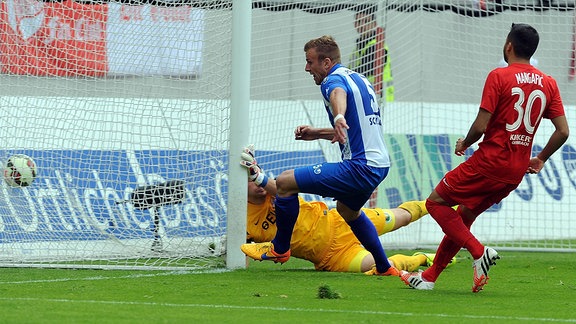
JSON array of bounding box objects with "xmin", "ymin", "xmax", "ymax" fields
[{"xmin": 303, "ymin": 35, "xmax": 341, "ymax": 63}]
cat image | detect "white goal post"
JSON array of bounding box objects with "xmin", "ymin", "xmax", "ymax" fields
[{"xmin": 0, "ymin": 0, "xmax": 575, "ymax": 271}]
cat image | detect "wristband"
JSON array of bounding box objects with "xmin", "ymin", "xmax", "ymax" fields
[
  {"xmin": 254, "ymin": 173, "xmax": 268, "ymax": 187},
  {"xmin": 258, "ymin": 175, "xmax": 269, "ymax": 188},
  {"xmin": 333, "ymin": 114, "xmax": 344, "ymax": 123}
]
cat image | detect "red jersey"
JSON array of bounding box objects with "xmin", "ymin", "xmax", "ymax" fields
[{"xmin": 467, "ymin": 63, "xmax": 565, "ymax": 184}]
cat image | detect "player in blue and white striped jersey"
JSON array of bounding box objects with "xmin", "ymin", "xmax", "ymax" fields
[{"xmin": 241, "ymin": 35, "xmax": 397, "ymax": 277}]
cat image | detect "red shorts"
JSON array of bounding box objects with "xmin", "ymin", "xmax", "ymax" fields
[{"xmin": 435, "ymin": 162, "xmax": 519, "ymax": 214}]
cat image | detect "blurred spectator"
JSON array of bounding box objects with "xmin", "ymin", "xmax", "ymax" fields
[{"xmin": 349, "ymin": 7, "xmax": 394, "ymax": 103}]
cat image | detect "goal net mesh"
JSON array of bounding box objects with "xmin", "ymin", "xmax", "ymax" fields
[
  {"xmin": 250, "ymin": 0, "xmax": 576, "ymax": 253},
  {"xmin": 0, "ymin": 0, "xmax": 574, "ymax": 270},
  {"xmin": 0, "ymin": 0, "xmax": 232, "ymax": 270}
]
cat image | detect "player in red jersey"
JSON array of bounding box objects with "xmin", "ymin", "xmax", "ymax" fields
[{"xmin": 401, "ymin": 23, "xmax": 569, "ymax": 292}]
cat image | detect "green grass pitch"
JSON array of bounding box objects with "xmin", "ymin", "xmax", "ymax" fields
[{"xmin": 0, "ymin": 250, "xmax": 574, "ymax": 323}]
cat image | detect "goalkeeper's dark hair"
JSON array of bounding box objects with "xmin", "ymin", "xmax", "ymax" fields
[
  {"xmin": 507, "ymin": 23, "xmax": 539, "ymax": 60},
  {"xmin": 304, "ymin": 35, "xmax": 341, "ymax": 64}
]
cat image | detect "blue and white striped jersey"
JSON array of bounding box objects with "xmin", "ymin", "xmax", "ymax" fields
[{"xmin": 320, "ymin": 64, "xmax": 390, "ymax": 168}]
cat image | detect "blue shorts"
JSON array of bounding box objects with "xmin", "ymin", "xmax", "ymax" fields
[{"xmin": 294, "ymin": 160, "xmax": 389, "ymax": 211}]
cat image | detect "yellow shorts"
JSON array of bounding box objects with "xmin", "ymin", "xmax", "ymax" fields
[{"xmin": 314, "ymin": 208, "xmax": 395, "ymax": 272}]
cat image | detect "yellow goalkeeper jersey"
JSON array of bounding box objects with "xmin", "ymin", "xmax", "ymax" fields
[{"xmin": 246, "ymin": 194, "xmax": 394, "ymax": 271}]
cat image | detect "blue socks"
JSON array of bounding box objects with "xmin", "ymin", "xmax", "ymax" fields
[
  {"xmin": 271, "ymin": 196, "xmax": 391, "ymax": 273},
  {"xmin": 348, "ymin": 211, "xmax": 391, "ymax": 272},
  {"xmin": 271, "ymin": 195, "xmax": 299, "ymax": 254}
]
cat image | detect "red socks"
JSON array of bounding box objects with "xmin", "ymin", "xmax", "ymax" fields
[
  {"xmin": 422, "ymin": 236, "xmax": 462, "ymax": 282},
  {"xmin": 422, "ymin": 200, "xmax": 485, "ymax": 282}
]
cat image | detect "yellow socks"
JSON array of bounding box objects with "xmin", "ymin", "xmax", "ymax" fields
[
  {"xmin": 389, "ymin": 254, "xmax": 426, "ymax": 272},
  {"xmin": 398, "ymin": 200, "xmax": 428, "ymax": 222}
]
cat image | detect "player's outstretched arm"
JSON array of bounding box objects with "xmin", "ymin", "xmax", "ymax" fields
[
  {"xmin": 329, "ymin": 88, "xmax": 349, "ymax": 145},
  {"xmin": 240, "ymin": 145, "xmax": 278, "ymax": 195},
  {"xmin": 295, "ymin": 125, "xmax": 334, "ymax": 141},
  {"xmin": 527, "ymin": 115, "xmax": 569, "ymax": 174},
  {"xmin": 456, "ymin": 108, "xmax": 492, "ymax": 156}
]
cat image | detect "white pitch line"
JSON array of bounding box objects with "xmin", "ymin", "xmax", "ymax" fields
[
  {"xmin": 0, "ymin": 269, "xmax": 224, "ymax": 285},
  {"xmin": 0, "ymin": 297, "xmax": 574, "ymax": 322},
  {"xmin": 1, "ymin": 272, "xmax": 574, "ymax": 323}
]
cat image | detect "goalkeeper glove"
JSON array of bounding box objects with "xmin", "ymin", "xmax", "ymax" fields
[
  {"xmin": 241, "ymin": 144, "xmax": 257, "ymax": 165},
  {"xmin": 240, "ymin": 145, "xmax": 268, "ymax": 187}
]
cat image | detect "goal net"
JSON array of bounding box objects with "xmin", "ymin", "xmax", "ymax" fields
[
  {"xmin": 0, "ymin": 0, "xmax": 575, "ymax": 271},
  {"xmin": 0, "ymin": 0, "xmax": 233, "ymax": 270},
  {"xmin": 248, "ymin": 0, "xmax": 576, "ymax": 253}
]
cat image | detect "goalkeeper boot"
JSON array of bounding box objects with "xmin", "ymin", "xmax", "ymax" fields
[
  {"xmin": 398, "ymin": 201, "xmax": 428, "ymax": 222},
  {"xmin": 400, "ymin": 270, "xmax": 435, "ymax": 290},
  {"xmin": 364, "ymin": 265, "xmax": 400, "ymax": 277},
  {"xmin": 412, "ymin": 252, "xmax": 458, "ymax": 268},
  {"xmin": 241, "ymin": 242, "xmax": 291, "ymax": 264},
  {"xmin": 472, "ymin": 246, "xmax": 500, "ymax": 293}
]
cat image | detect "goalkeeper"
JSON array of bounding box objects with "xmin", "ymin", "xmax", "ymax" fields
[{"xmin": 240, "ymin": 146, "xmax": 454, "ymax": 273}]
